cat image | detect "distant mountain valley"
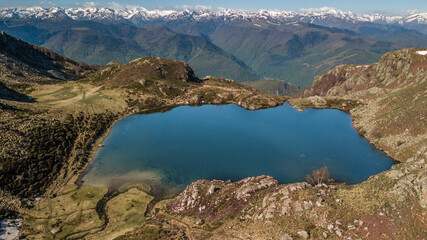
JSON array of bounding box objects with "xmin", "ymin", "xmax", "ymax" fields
[{"xmin": 1, "ymin": 7, "xmax": 427, "ymax": 90}]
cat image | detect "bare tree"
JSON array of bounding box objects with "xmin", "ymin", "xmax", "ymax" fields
[{"xmin": 306, "ymin": 167, "xmax": 333, "ymax": 186}]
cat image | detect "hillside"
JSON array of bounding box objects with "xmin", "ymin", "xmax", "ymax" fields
[
  {"xmin": 0, "ymin": 31, "xmax": 96, "ymax": 89},
  {"xmin": 294, "ymin": 48, "xmax": 427, "ymax": 161},
  {"xmin": 0, "ymin": 19, "xmax": 258, "ymax": 82},
  {"xmin": 0, "ymin": 82, "xmax": 30, "ymax": 102}
]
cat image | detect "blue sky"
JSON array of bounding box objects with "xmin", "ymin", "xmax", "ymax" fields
[{"xmin": 1, "ymin": 0, "xmax": 426, "ymax": 14}]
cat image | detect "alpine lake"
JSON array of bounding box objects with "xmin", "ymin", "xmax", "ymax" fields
[{"xmin": 81, "ymin": 103, "xmax": 395, "ymax": 197}]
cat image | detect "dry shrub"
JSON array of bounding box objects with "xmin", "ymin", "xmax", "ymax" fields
[{"xmin": 306, "ymin": 167, "xmax": 333, "ymax": 186}]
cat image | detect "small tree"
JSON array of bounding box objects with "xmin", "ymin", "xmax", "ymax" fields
[{"xmin": 306, "ymin": 167, "xmax": 333, "ymax": 186}]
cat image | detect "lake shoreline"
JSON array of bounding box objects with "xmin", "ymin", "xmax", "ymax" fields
[{"xmin": 78, "ymin": 101, "xmax": 396, "ymax": 203}]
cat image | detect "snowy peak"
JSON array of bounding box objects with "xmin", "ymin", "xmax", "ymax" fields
[
  {"xmin": 1, "ymin": 6, "xmax": 427, "ymax": 27},
  {"xmin": 0, "ymin": 7, "xmax": 70, "ymax": 19},
  {"xmin": 404, "ymin": 13, "xmax": 427, "ymax": 24}
]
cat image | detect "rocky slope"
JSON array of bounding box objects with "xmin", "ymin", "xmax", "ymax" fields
[{"xmin": 294, "ymin": 48, "xmax": 427, "ymax": 162}]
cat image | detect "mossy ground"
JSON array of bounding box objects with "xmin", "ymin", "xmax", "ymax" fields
[
  {"xmin": 19, "ymin": 183, "xmax": 155, "ymax": 239},
  {"xmin": 21, "ymin": 184, "xmax": 107, "ymax": 239}
]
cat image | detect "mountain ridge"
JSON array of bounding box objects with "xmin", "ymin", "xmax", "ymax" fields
[
  {"xmin": 1, "ymin": 6, "xmax": 426, "ymax": 33},
  {"xmin": 0, "ymin": 19, "xmax": 258, "ymax": 82},
  {"xmin": 0, "ymin": 30, "xmax": 97, "ymax": 96},
  {"xmin": 2, "ymin": 8, "xmax": 427, "ymax": 88}
]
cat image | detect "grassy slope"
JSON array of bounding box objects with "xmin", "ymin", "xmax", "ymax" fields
[{"xmin": 0, "ymin": 30, "xmax": 97, "ymax": 89}]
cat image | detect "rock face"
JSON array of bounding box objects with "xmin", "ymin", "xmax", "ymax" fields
[
  {"xmin": 255, "ymin": 182, "xmax": 310, "ymax": 220},
  {"xmin": 168, "ymin": 175, "xmax": 278, "ymax": 220},
  {"xmin": 297, "ymin": 48, "xmax": 426, "ymax": 98},
  {"xmin": 388, "ymin": 147, "xmax": 427, "ymax": 208}
]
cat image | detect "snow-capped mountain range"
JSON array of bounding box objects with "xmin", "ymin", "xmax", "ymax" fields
[{"xmin": 1, "ymin": 6, "xmax": 427, "ymax": 32}]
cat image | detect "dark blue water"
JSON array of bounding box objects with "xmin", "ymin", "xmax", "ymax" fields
[{"xmin": 82, "ymin": 103, "xmax": 394, "ymax": 196}]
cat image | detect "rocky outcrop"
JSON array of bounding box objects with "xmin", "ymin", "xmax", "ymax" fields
[
  {"xmin": 89, "ymin": 57, "xmax": 200, "ymax": 89},
  {"xmin": 85, "ymin": 59, "xmax": 285, "ymax": 112},
  {"xmin": 387, "ymin": 147, "xmax": 427, "ymax": 208},
  {"xmin": 297, "ymin": 48, "xmax": 426, "ymax": 98},
  {"xmin": 128, "ymin": 57, "xmax": 201, "ymax": 83},
  {"xmin": 168, "ymin": 175, "xmax": 278, "ymax": 220},
  {"xmin": 252, "ymin": 182, "xmax": 311, "ymax": 220},
  {"xmin": 293, "ymin": 48, "xmax": 427, "ymax": 163}
]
